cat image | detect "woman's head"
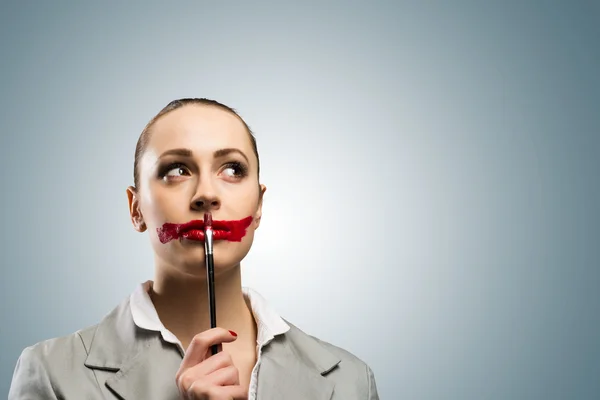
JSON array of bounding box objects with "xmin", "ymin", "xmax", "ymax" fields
[
  {"xmin": 133, "ymin": 99, "xmax": 260, "ymax": 190},
  {"xmin": 127, "ymin": 98, "xmax": 265, "ymax": 276}
]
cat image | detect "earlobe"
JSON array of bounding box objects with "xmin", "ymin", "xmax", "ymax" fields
[
  {"xmin": 126, "ymin": 186, "xmax": 146, "ymax": 233},
  {"xmin": 255, "ymin": 184, "xmax": 267, "ymax": 229}
]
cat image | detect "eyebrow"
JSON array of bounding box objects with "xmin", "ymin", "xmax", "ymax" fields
[
  {"xmin": 157, "ymin": 147, "xmax": 249, "ymax": 164},
  {"xmin": 158, "ymin": 148, "xmax": 193, "ymax": 158},
  {"xmin": 214, "ymin": 148, "xmax": 249, "ymax": 163}
]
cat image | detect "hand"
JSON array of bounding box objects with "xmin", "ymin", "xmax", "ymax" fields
[{"xmin": 175, "ymin": 328, "xmax": 248, "ymax": 400}]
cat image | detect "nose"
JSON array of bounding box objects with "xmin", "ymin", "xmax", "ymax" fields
[
  {"xmin": 190, "ymin": 178, "xmax": 221, "ymax": 212},
  {"xmin": 191, "ymin": 195, "xmax": 220, "ymax": 212}
]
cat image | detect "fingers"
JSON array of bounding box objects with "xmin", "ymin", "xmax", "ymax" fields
[
  {"xmin": 186, "ymin": 383, "xmax": 248, "ymax": 400},
  {"xmin": 184, "ymin": 351, "xmax": 236, "ymax": 381},
  {"xmin": 175, "ymin": 328, "xmax": 245, "ymax": 399},
  {"xmin": 176, "ymin": 353, "xmax": 240, "ymax": 392},
  {"xmin": 204, "ymin": 365, "xmax": 240, "ymax": 386},
  {"xmin": 179, "ymin": 328, "xmax": 238, "ymax": 372}
]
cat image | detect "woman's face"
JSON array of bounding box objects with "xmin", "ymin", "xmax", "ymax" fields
[{"xmin": 127, "ymin": 105, "xmax": 265, "ymax": 276}]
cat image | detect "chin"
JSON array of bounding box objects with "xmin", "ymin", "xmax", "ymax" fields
[
  {"xmin": 152, "ymin": 230, "xmax": 255, "ymax": 274},
  {"xmin": 164, "ymin": 240, "xmax": 252, "ymax": 276}
]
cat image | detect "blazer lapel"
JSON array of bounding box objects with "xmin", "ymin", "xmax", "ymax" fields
[
  {"xmin": 104, "ymin": 335, "xmax": 182, "ymax": 399},
  {"xmin": 83, "ymin": 297, "xmax": 182, "ymax": 400},
  {"xmin": 256, "ymin": 323, "xmax": 341, "ymax": 400},
  {"xmin": 82, "ymin": 299, "xmax": 341, "ymax": 399}
]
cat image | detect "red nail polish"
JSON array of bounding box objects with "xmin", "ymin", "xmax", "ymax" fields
[{"xmin": 229, "ymin": 330, "xmax": 238, "ymax": 337}]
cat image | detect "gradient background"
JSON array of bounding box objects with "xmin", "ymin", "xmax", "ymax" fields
[{"xmin": 1, "ymin": 1, "xmax": 599, "ymax": 399}]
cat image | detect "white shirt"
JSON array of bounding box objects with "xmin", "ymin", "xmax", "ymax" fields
[{"xmin": 129, "ymin": 281, "xmax": 290, "ymax": 399}]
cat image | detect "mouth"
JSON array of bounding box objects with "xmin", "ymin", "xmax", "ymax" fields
[
  {"xmin": 180, "ymin": 228, "xmax": 232, "ymax": 242},
  {"xmin": 157, "ymin": 216, "xmax": 253, "ymax": 244}
]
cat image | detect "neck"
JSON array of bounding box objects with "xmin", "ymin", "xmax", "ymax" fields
[{"xmin": 150, "ymin": 263, "xmax": 256, "ymax": 351}]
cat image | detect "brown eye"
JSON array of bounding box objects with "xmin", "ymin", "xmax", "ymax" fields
[
  {"xmin": 221, "ymin": 162, "xmax": 248, "ymax": 180},
  {"xmin": 161, "ymin": 163, "xmax": 190, "ymax": 180},
  {"xmin": 166, "ymin": 167, "xmax": 186, "ymax": 176}
]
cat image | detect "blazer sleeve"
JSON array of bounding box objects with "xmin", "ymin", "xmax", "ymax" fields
[
  {"xmin": 8, "ymin": 346, "xmax": 58, "ymax": 400},
  {"xmin": 367, "ymin": 365, "xmax": 380, "ymax": 400}
]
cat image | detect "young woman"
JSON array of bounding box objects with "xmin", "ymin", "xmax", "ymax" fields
[{"xmin": 9, "ymin": 98, "xmax": 379, "ymax": 400}]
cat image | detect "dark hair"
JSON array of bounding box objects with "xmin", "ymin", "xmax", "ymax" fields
[{"xmin": 133, "ymin": 98, "xmax": 260, "ymax": 189}]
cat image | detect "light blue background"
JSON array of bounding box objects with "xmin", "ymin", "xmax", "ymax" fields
[{"xmin": 1, "ymin": 1, "xmax": 599, "ymax": 398}]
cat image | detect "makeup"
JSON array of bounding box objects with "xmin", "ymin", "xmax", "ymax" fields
[
  {"xmin": 203, "ymin": 212, "xmax": 219, "ymax": 356},
  {"xmin": 156, "ymin": 214, "xmax": 253, "ymax": 356},
  {"xmin": 157, "ymin": 215, "xmax": 253, "ymax": 244}
]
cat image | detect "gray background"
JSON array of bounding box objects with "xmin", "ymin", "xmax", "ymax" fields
[{"xmin": 1, "ymin": 1, "xmax": 599, "ymax": 398}]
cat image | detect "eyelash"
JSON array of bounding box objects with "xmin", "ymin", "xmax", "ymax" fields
[
  {"xmin": 158, "ymin": 161, "xmax": 249, "ymax": 179},
  {"xmin": 223, "ymin": 161, "xmax": 248, "ymax": 178},
  {"xmin": 158, "ymin": 162, "xmax": 189, "ymax": 178}
]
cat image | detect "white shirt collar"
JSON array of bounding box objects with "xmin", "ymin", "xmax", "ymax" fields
[{"xmin": 129, "ymin": 280, "xmax": 290, "ymax": 352}]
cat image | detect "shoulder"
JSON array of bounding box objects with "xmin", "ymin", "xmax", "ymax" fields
[
  {"xmin": 14, "ymin": 323, "xmax": 97, "ymax": 370},
  {"xmin": 8, "ymin": 297, "xmax": 132, "ymax": 399},
  {"xmin": 8, "ymin": 324, "xmax": 100, "ymax": 399},
  {"xmin": 21, "ymin": 324, "xmax": 98, "ymax": 360},
  {"xmin": 13, "ymin": 294, "xmax": 132, "ymax": 368},
  {"xmin": 284, "ymin": 320, "xmax": 369, "ymax": 369},
  {"xmin": 283, "ymin": 321, "xmax": 379, "ymax": 399}
]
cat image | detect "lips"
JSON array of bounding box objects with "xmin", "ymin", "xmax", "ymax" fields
[
  {"xmin": 157, "ymin": 216, "xmax": 254, "ymax": 244},
  {"xmin": 179, "ymin": 229, "xmax": 232, "ymax": 242}
]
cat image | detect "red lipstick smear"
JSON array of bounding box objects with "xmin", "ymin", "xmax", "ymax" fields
[{"xmin": 157, "ymin": 216, "xmax": 253, "ymax": 244}]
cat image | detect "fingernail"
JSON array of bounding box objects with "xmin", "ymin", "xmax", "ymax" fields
[{"xmin": 229, "ymin": 330, "xmax": 238, "ymax": 337}]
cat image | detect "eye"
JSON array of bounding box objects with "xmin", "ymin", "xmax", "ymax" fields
[
  {"xmin": 161, "ymin": 163, "xmax": 190, "ymax": 180},
  {"xmin": 221, "ymin": 161, "xmax": 248, "ymax": 180}
]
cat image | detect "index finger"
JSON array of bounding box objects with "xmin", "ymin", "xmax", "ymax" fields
[{"xmin": 179, "ymin": 328, "xmax": 237, "ymax": 372}]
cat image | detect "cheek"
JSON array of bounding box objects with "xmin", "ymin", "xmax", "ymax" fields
[
  {"xmin": 231, "ymin": 182, "xmax": 261, "ymax": 211},
  {"xmin": 231, "ymin": 227, "xmax": 257, "ymax": 261},
  {"xmin": 140, "ymin": 185, "xmax": 173, "ymax": 227}
]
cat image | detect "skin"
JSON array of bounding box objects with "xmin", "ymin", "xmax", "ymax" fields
[{"xmin": 126, "ymin": 104, "xmax": 266, "ymax": 399}]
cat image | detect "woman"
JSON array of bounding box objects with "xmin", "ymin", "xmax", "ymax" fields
[{"xmin": 9, "ymin": 98, "xmax": 379, "ymax": 399}]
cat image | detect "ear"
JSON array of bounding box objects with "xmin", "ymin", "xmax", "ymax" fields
[
  {"xmin": 254, "ymin": 184, "xmax": 267, "ymax": 229},
  {"xmin": 127, "ymin": 186, "xmax": 147, "ymax": 232}
]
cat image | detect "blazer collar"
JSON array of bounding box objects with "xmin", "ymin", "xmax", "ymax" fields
[
  {"xmin": 256, "ymin": 321, "xmax": 341, "ymax": 400},
  {"xmin": 83, "ymin": 298, "xmax": 341, "ymax": 399},
  {"xmin": 83, "ymin": 296, "xmax": 182, "ymax": 399}
]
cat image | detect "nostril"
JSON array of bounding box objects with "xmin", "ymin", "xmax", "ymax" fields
[{"xmin": 191, "ymin": 196, "xmax": 219, "ymax": 210}]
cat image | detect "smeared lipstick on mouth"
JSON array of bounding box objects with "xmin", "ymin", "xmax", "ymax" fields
[{"xmin": 157, "ymin": 216, "xmax": 253, "ymax": 244}]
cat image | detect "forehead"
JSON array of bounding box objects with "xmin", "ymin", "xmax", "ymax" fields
[{"xmin": 147, "ymin": 105, "xmax": 252, "ymax": 155}]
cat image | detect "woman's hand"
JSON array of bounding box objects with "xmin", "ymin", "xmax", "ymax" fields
[{"xmin": 175, "ymin": 328, "xmax": 248, "ymax": 400}]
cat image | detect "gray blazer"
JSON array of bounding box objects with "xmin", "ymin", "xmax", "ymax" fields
[{"xmin": 9, "ymin": 296, "xmax": 379, "ymax": 399}]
